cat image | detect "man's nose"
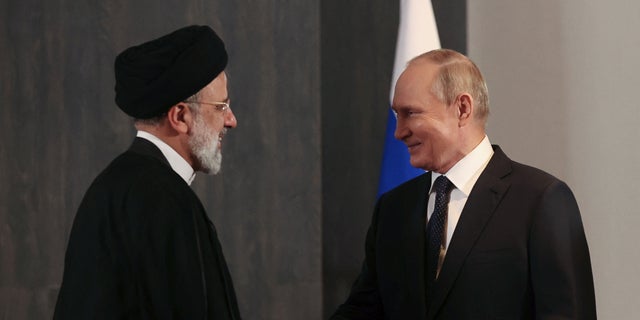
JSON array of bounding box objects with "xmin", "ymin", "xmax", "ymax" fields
[
  {"xmin": 225, "ymin": 108, "xmax": 237, "ymax": 128},
  {"xmin": 394, "ymin": 119, "xmax": 408, "ymax": 141}
]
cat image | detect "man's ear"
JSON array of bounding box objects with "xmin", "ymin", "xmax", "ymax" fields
[
  {"xmin": 457, "ymin": 93, "xmax": 474, "ymax": 127},
  {"xmin": 166, "ymin": 102, "xmax": 192, "ymax": 134}
]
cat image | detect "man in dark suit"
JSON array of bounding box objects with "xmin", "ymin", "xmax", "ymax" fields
[
  {"xmin": 54, "ymin": 25, "xmax": 241, "ymax": 319},
  {"xmin": 332, "ymin": 49, "xmax": 596, "ymax": 319}
]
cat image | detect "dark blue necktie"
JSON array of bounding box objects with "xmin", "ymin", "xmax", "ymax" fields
[{"xmin": 426, "ymin": 175, "xmax": 454, "ymax": 288}]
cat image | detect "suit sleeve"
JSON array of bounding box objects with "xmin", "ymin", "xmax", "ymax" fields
[
  {"xmin": 529, "ymin": 180, "xmax": 597, "ymax": 319},
  {"xmin": 330, "ymin": 198, "xmax": 385, "ymax": 320}
]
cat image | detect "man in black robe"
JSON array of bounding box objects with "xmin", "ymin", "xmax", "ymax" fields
[{"xmin": 54, "ymin": 25, "xmax": 242, "ymax": 319}]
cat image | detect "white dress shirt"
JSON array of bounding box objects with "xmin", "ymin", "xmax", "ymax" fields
[
  {"xmin": 136, "ymin": 131, "xmax": 196, "ymax": 185},
  {"xmin": 427, "ymin": 135, "xmax": 494, "ymax": 254}
]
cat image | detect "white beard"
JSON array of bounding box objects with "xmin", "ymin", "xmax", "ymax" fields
[{"xmin": 188, "ymin": 113, "xmax": 223, "ymax": 175}]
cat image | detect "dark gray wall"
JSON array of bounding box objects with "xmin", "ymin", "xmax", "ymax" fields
[
  {"xmin": 320, "ymin": 1, "xmax": 398, "ymax": 317},
  {"xmin": 1, "ymin": 0, "xmax": 465, "ymax": 319},
  {"xmin": 1, "ymin": 0, "xmax": 321, "ymax": 319}
]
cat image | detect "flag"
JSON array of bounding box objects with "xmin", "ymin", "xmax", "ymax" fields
[{"xmin": 377, "ymin": 0, "xmax": 441, "ymax": 196}]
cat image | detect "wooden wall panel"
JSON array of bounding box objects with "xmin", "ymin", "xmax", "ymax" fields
[
  {"xmin": 1, "ymin": 0, "xmax": 466, "ymax": 318},
  {"xmin": 320, "ymin": 0, "xmax": 398, "ymax": 316},
  {"xmin": 199, "ymin": 1, "xmax": 322, "ymax": 319},
  {"xmin": 0, "ymin": 1, "xmax": 321, "ymax": 319}
]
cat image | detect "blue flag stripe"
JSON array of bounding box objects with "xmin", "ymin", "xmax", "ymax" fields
[{"xmin": 377, "ymin": 0, "xmax": 440, "ymax": 196}]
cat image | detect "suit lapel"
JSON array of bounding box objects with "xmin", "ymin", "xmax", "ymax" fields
[
  {"xmin": 426, "ymin": 146, "xmax": 512, "ymax": 319},
  {"xmin": 397, "ymin": 173, "xmax": 431, "ymax": 317}
]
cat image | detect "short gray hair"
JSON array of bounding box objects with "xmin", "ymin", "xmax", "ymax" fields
[{"xmin": 410, "ymin": 49, "xmax": 490, "ymax": 123}]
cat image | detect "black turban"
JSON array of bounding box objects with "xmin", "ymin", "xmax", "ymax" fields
[{"xmin": 114, "ymin": 25, "xmax": 227, "ymax": 119}]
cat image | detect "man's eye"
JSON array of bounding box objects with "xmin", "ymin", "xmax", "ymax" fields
[
  {"xmin": 393, "ymin": 109, "xmax": 417, "ymax": 119},
  {"xmin": 406, "ymin": 110, "xmax": 419, "ymax": 117}
]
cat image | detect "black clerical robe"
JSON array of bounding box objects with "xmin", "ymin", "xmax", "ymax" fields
[{"xmin": 54, "ymin": 138, "xmax": 241, "ymax": 319}]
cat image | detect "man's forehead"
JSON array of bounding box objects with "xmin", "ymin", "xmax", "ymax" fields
[
  {"xmin": 405, "ymin": 60, "xmax": 438, "ymax": 79},
  {"xmin": 202, "ymin": 72, "xmax": 228, "ymax": 95},
  {"xmin": 396, "ymin": 66, "xmax": 435, "ymax": 94}
]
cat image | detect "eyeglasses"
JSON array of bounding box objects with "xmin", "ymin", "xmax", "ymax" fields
[{"xmin": 184, "ymin": 99, "xmax": 230, "ymax": 113}]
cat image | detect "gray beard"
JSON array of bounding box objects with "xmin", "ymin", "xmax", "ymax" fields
[{"xmin": 188, "ymin": 113, "xmax": 223, "ymax": 175}]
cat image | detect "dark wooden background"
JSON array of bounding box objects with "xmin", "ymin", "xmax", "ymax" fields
[{"xmin": 0, "ymin": 1, "xmax": 463, "ymax": 319}]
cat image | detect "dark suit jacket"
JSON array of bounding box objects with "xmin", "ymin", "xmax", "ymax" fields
[
  {"xmin": 332, "ymin": 146, "xmax": 596, "ymax": 319},
  {"xmin": 54, "ymin": 138, "xmax": 241, "ymax": 320}
]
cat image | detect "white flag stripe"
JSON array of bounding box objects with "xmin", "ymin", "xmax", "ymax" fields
[{"xmin": 390, "ymin": 0, "xmax": 441, "ymax": 102}]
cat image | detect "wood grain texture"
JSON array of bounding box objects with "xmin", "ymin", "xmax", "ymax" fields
[
  {"xmin": 320, "ymin": 1, "xmax": 398, "ymax": 316},
  {"xmin": 1, "ymin": 0, "xmax": 465, "ymax": 318},
  {"xmin": 1, "ymin": 1, "xmax": 321, "ymax": 319}
]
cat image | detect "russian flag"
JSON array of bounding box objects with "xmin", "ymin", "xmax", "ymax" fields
[{"xmin": 377, "ymin": 0, "xmax": 441, "ymax": 196}]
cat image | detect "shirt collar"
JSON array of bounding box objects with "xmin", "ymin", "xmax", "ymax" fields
[
  {"xmin": 430, "ymin": 135, "xmax": 494, "ymax": 196},
  {"xmin": 136, "ymin": 131, "xmax": 196, "ymax": 185}
]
